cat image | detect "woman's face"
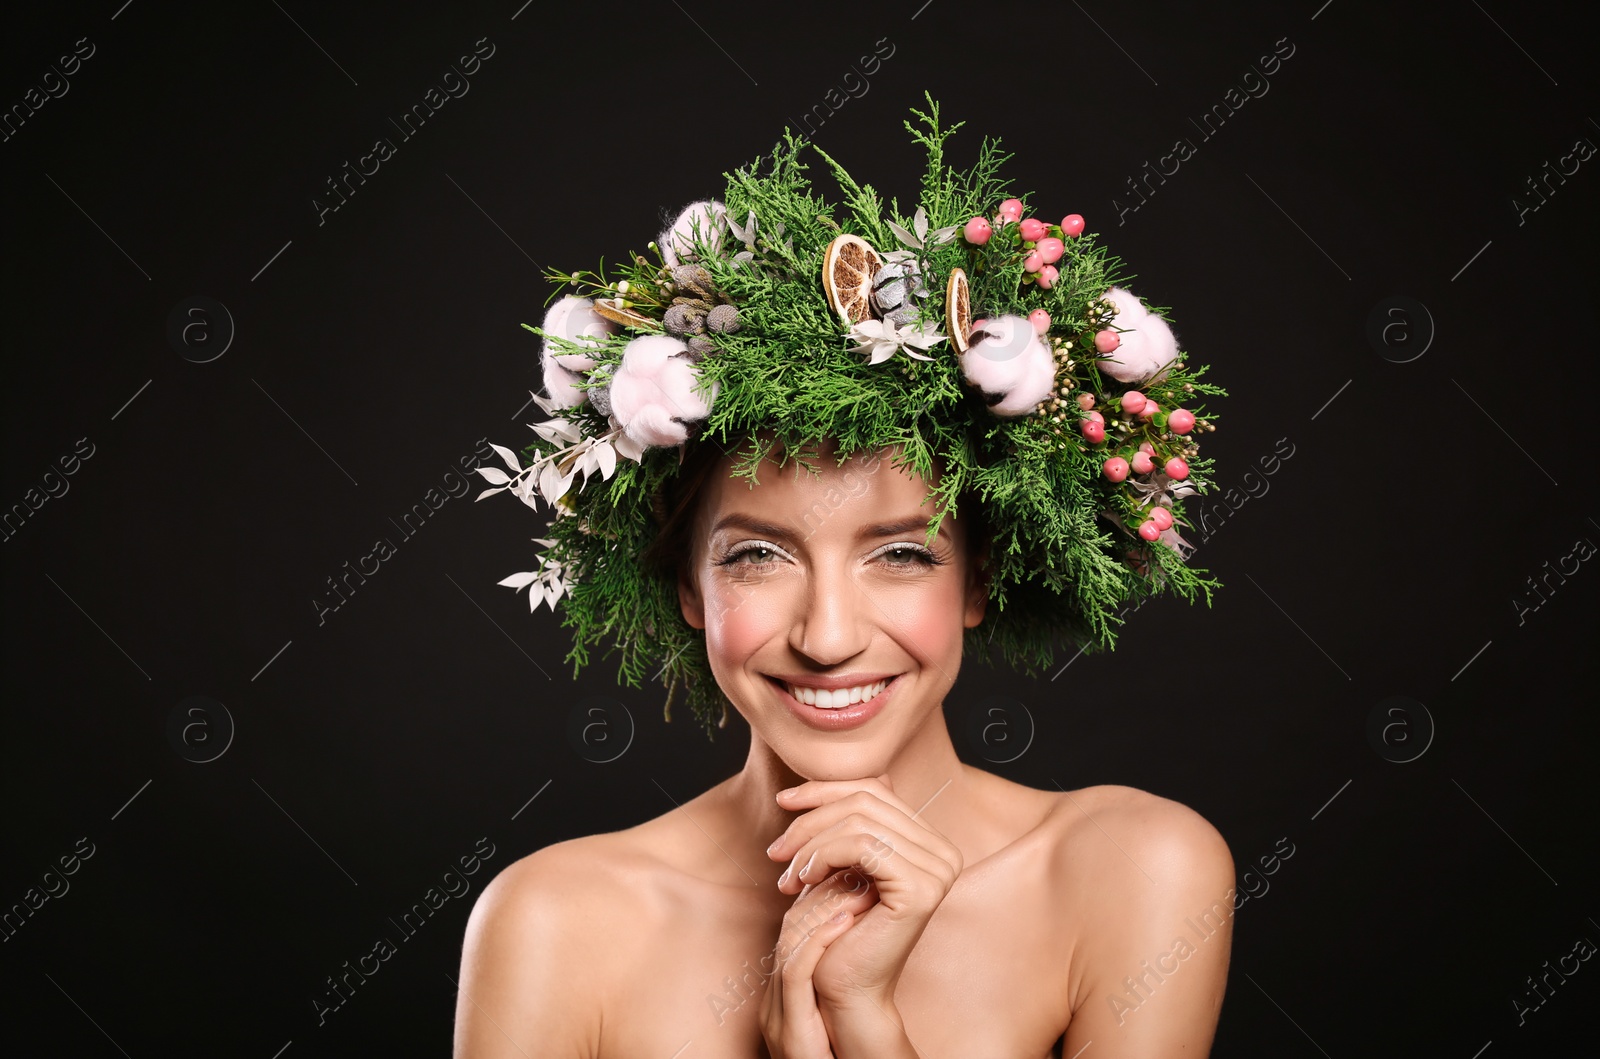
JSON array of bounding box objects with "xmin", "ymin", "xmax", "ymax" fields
[{"xmin": 677, "ymin": 441, "xmax": 988, "ymax": 779}]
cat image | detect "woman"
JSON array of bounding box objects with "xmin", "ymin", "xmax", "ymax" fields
[
  {"xmin": 456, "ymin": 98, "xmax": 1234, "ymax": 1056},
  {"xmin": 455, "ymin": 438, "xmax": 1234, "ymax": 1057}
]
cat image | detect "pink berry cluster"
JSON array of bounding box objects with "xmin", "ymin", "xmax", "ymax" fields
[
  {"xmin": 963, "ymin": 198, "xmax": 1086, "ymax": 290},
  {"xmin": 960, "ymin": 198, "xmax": 1209, "ymax": 556},
  {"xmin": 1080, "ymin": 388, "xmax": 1200, "ymax": 538}
]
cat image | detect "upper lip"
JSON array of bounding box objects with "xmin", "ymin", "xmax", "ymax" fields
[{"xmin": 767, "ymin": 673, "xmax": 901, "ymax": 691}]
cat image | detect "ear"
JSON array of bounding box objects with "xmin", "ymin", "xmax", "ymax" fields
[
  {"xmin": 962, "ymin": 538, "xmax": 991, "ymax": 629},
  {"xmin": 678, "ymin": 564, "xmax": 706, "ymax": 630}
]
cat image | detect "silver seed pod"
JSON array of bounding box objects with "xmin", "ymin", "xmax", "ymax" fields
[{"xmin": 871, "ymin": 260, "xmax": 929, "ymax": 327}]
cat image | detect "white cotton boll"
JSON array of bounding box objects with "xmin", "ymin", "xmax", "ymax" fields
[
  {"xmin": 658, "ymin": 200, "xmax": 727, "ymax": 268},
  {"xmin": 991, "ymin": 339, "xmax": 1057, "ymax": 416},
  {"xmin": 609, "ymin": 335, "xmax": 716, "ymax": 448},
  {"xmin": 542, "ymin": 295, "xmax": 614, "ymax": 373},
  {"xmin": 962, "ymin": 315, "xmax": 1056, "ymax": 416},
  {"xmin": 1099, "ymin": 286, "xmax": 1180, "ymax": 384},
  {"xmin": 541, "ymin": 357, "xmax": 587, "ymax": 408}
]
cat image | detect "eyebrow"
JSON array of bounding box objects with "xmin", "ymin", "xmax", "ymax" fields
[{"xmin": 710, "ymin": 512, "xmax": 945, "ymax": 542}]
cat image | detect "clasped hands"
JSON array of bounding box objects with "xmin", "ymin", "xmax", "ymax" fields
[{"xmin": 758, "ymin": 775, "xmax": 963, "ymax": 1059}]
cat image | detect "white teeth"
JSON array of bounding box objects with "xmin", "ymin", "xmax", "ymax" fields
[{"xmin": 786, "ymin": 679, "xmax": 888, "ymax": 709}]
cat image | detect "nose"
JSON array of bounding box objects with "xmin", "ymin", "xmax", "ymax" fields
[{"xmin": 790, "ymin": 557, "xmax": 872, "ymax": 666}]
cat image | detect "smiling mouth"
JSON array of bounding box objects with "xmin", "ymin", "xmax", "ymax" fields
[{"xmin": 765, "ymin": 675, "xmax": 899, "ymax": 710}]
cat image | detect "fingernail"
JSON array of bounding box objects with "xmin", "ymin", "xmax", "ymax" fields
[
  {"xmin": 766, "ymin": 837, "xmax": 783, "ymax": 856},
  {"xmin": 800, "ymin": 851, "xmax": 817, "ymax": 880},
  {"xmin": 777, "ymin": 865, "xmax": 791, "ymax": 887}
]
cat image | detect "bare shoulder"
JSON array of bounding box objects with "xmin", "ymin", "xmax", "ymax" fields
[
  {"xmin": 1050, "ymin": 784, "xmax": 1236, "ymax": 1054},
  {"xmin": 453, "ymin": 833, "xmax": 652, "ymax": 1059},
  {"xmin": 1051, "ymin": 783, "xmax": 1234, "ymax": 883}
]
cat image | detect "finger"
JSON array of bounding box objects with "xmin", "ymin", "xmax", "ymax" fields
[
  {"xmin": 780, "ymin": 825, "xmax": 958, "ymax": 902},
  {"xmin": 776, "ymin": 905, "xmax": 857, "ymax": 1024},
  {"xmin": 774, "ymin": 801, "xmax": 962, "ymax": 886},
  {"xmin": 775, "ymin": 870, "xmax": 878, "ymax": 953},
  {"xmin": 769, "ymin": 789, "xmax": 959, "ymax": 865},
  {"xmin": 764, "ymin": 874, "xmax": 872, "ymax": 1032},
  {"xmin": 776, "ymin": 775, "xmax": 921, "ymax": 818}
]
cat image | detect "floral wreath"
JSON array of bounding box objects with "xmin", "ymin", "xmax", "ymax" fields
[{"xmin": 477, "ymin": 96, "xmax": 1226, "ymax": 738}]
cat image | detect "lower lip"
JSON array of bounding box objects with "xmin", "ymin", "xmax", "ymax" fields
[{"xmin": 769, "ymin": 676, "xmax": 899, "ymax": 732}]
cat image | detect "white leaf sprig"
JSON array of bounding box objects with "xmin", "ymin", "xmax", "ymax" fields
[
  {"xmin": 474, "ymin": 391, "xmax": 641, "ymax": 511},
  {"xmin": 498, "ymin": 537, "xmax": 569, "ymax": 612},
  {"xmin": 883, "ymin": 206, "xmax": 959, "ymax": 264}
]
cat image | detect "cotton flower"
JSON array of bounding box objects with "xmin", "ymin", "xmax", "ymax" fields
[
  {"xmin": 608, "ymin": 335, "xmax": 717, "ymax": 448},
  {"xmin": 848, "ymin": 317, "xmax": 947, "ymax": 365},
  {"xmin": 1098, "ymin": 286, "xmax": 1180, "ymax": 385},
  {"xmin": 659, "ymin": 200, "xmax": 728, "ymax": 268},
  {"xmin": 961, "ymin": 314, "xmax": 1057, "ymax": 416},
  {"xmin": 540, "ymin": 296, "xmax": 616, "ymax": 407}
]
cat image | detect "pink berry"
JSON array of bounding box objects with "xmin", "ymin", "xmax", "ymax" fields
[
  {"xmin": 1103, "ymin": 456, "xmax": 1130, "ymax": 481},
  {"xmin": 1138, "ymin": 520, "xmax": 1161, "ymax": 541},
  {"xmin": 1121, "ymin": 389, "xmax": 1146, "ymax": 414},
  {"xmin": 997, "ymin": 199, "xmax": 1024, "ymax": 223},
  {"xmin": 1150, "ymin": 507, "xmax": 1174, "ymax": 530},
  {"xmin": 1024, "ymin": 251, "xmax": 1044, "ymax": 272},
  {"xmin": 1035, "ymin": 236, "xmax": 1064, "ymax": 264},
  {"xmin": 1086, "ymin": 410, "xmax": 1104, "ymax": 424},
  {"xmin": 1019, "ymin": 218, "xmax": 1047, "ymax": 241},
  {"xmin": 1036, "ymin": 264, "xmax": 1059, "ymax": 289},
  {"xmin": 1165, "ymin": 457, "xmax": 1189, "ymax": 480},
  {"xmin": 1139, "ymin": 400, "xmax": 1159, "ymax": 420},
  {"xmin": 1094, "ymin": 329, "xmax": 1120, "ymax": 353},
  {"xmin": 971, "ymin": 317, "xmax": 988, "ymax": 330},
  {"xmin": 963, "ymin": 216, "xmax": 992, "ymax": 245},
  {"xmin": 1081, "ymin": 413, "xmax": 1105, "ymax": 443},
  {"xmin": 1061, "ymin": 214, "xmax": 1085, "ymax": 237},
  {"xmin": 1167, "ymin": 408, "xmax": 1195, "ymax": 434},
  {"xmin": 1028, "ymin": 309, "xmax": 1051, "ymax": 334},
  {"xmin": 1076, "ymin": 393, "xmax": 1096, "ymax": 410},
  {"xmin": 1131, "ymin": 451, "xmax": 1155, "ymax": 475},
  {"xmin": 1138, "ymin": 441, "xmax": 1155, "ymax": 455}
]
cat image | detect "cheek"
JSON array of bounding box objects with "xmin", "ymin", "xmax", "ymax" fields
[
  {"xmin": 702, "ymin": 579, "xmax": 788, "ymax": 665},
  {"xmin": 875, "ymin": 574, "xmax": 969, "ymax": 661}
]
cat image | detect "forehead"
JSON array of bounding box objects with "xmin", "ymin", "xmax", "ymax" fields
[{"xmin": 695, "ymin": 442, "xmax": 949, "ymax": 539}]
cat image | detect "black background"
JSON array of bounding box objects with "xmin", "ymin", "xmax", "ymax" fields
[{"xmin": 3, "ymin": 1, "xmax": 1597, "ymax": 1056}]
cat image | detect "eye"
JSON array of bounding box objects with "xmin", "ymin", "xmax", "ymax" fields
[
  {"xmin": 872, "ymin": 543, "xmax": 942, "ymax": 569},
  {"xmin": 718, "ymin": 541, "xmax": 785, "ymax": 568}
]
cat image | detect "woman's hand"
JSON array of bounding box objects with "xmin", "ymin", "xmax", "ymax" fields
[
  {"xmin": 763, "ymin": 775, "xmax": 965, "ymax": 1056},
  {"xmin": 758, "ymin": 867, "xmax": 878, "ymax": 1059}
]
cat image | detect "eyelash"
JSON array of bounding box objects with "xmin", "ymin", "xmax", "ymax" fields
[{"xmin": 715, "ymin": 541, "xmax": 945, "ymax": 570}]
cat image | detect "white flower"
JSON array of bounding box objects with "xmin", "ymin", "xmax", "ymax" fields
[
  {"xmin": 848, "ymin": 317, "xmax": 947, "ymax": 365},
  {"xmin": 498, "ymin": 538, "xmax": 569, "ymax": 612}
]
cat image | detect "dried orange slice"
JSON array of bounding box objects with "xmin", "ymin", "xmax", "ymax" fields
[
  {"xmin": 592, "ymin": 297, "xmax": 656, "ymax": 329},
  {"xmin": 822, "ymin": 234, "xmax": 881, "ymax": 324},
  {"xmin": 946, "ymin": 267, "xmax": 971, "ymax": 352}
]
